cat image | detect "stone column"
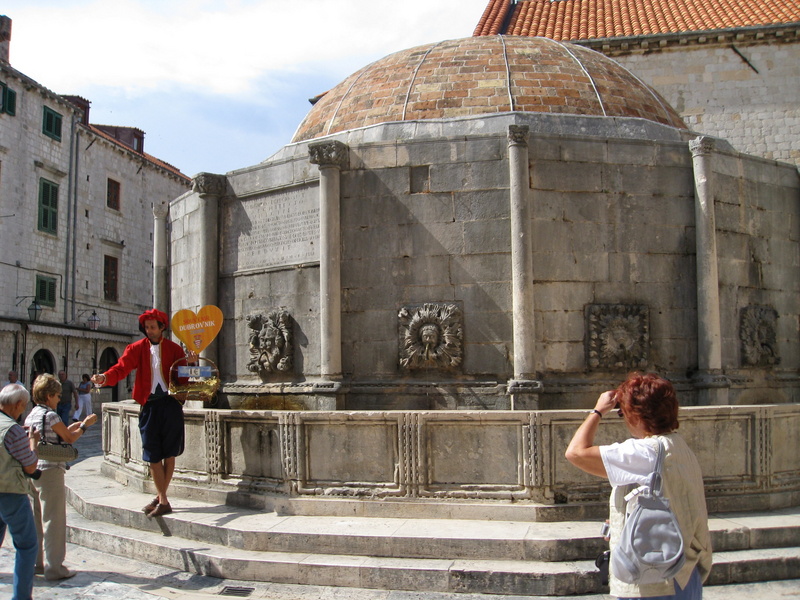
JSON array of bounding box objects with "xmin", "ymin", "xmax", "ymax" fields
[
  {"xmin": 152, "ymin": 200, "xmax": 169, "ymax": 313},
  {"xmin": 689, "ymin": 137, "xmax": 729, "ymax": 404},
  {"xmin": 309, "ymin": 141, "xmax": 348, "ymax": 387},
  {"xmin": 506, "ymin": 125, "xmax": 541, "ymax": 409},
  {"xmin": 191, "ymin": 173, "xmax": 226, "ymax": 364}
]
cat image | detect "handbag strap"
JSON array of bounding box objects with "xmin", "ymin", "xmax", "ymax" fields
[
  {"xmin": 649, "ymin": 438, "xmax": 666, "ymax": 496},
  {"xmin": 38, "ymin": 405, "xmax": 64, "ymax": 444}
]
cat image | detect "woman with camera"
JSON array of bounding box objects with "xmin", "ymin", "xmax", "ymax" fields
[
  {"xmin": 25, "ymin": 374, "xmax": 96, "ymax": 581},
  {"xmin": 565, "ymin": 373, "xmax": 712, "ymax": 599}
]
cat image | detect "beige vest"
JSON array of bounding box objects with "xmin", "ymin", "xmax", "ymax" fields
[
  {"xmin": 608, "ymin": 433, "xmax": 713, "ymax": 598},
  {"xmin": 0, "ymin": 412, "xmax": 29, "ymax": 494}
]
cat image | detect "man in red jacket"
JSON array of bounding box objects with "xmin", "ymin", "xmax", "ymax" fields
[{"xmin": 92, "ymin": 309, "xmax": 195, "ymax": 517}]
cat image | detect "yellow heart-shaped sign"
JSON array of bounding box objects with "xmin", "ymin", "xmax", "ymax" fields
[{"xmin": 171, "ymin": 306, "xmax": 223, "ymax": 353}]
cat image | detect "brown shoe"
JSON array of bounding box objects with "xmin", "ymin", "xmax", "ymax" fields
[
  {"xmin": 148, "ymin": 502, "xmax": 172, "ymax": 518},
  {"xmin": 142, "ymin": 497, "xmax": 159, "ymax": 514}
]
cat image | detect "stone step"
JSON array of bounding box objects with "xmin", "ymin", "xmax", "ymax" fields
[
  {"xmin": 65, "ymin": 456, "xmax": 800, "ymax": 595},
  {"xmin": 65, "ymin": 507, "xmax": 600, "ymax": 596},
  {"xmin": 65, "ymin": 504, "xmax": 800, "ymax": 596}
]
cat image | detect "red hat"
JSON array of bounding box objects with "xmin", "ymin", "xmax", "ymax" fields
[{"xmin": 138, "ymin": 309, "xmax": 169, "ymax": 329}]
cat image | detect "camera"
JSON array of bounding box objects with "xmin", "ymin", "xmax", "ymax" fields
[{"xmin": 595, "ymin": 550, "xmax": 610, "ymax": 585}]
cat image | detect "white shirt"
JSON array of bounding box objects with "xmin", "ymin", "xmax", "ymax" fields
[
  {"xmin": 600, "ymin": 437, "xmax": 659, "ymax": 487},
  {"xmin": 149, "ymin": 342, "xmax": 169, "ymax": 394}
]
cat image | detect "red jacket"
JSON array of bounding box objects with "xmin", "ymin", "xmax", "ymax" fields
[{"xmin": 103, "ymin": 336, "xmax": 186, "ymax": 405}]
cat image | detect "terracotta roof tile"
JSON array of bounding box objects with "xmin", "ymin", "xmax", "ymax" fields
[
  {"xmin": 85, "ymin": 124, "xmax": 190, "ymax": 181},
  {"xmin": 475, "ymin": 0, "xmax": 800, "ymax": 41},
  {"xmin": 292, "ymin": 37, "xmax": 686, "ymax": 142}
]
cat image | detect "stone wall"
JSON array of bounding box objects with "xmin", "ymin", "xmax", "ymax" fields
[
  {"xmin": 615, "ymin": 40, "xmax": 800, "ymax": 167},
  {"xmin": 168, "ymin": 114, "xmax": 798, "ymax": 410},
  {"xmin": 102, "ymin": 402, "xmax": 800, "ymax": 515}
]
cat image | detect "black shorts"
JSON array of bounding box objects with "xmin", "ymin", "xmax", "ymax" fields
[{"xmin": 139, "ymin": 394, "xmax": 184, "ymax": 463}]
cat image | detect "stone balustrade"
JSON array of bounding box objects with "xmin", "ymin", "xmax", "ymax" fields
[{"xmin": 102, "ymin": 403, "xmax": 800, "ymax": 515}]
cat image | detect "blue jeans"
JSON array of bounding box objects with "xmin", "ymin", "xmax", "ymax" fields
[
  {"xmin": 0, "ymin": 492, "xmax": 37, "ymax": 600},
  {"xmin": 56, "ymin": 402, "xmax": 71, "ymax": 426},
  {"xmin": 618, "ymin": 567, "xmax": 702, "ymax": 600}
]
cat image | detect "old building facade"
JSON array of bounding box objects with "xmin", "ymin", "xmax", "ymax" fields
[{"xmin": 0, "ymin": 16, "xmax": 190, "ymax": 399}]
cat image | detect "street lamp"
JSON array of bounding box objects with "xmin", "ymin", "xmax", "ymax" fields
[
  {"xmin": 74, "ymin": 308, "xmax": 101, "ymax": 330},
  {"xmin": 15, "ymin": 296, "xmax": 42, "ymax": 322},
  {"xmin": 27, "ymin": 301, "xmax": 42, "ymax": 322}
]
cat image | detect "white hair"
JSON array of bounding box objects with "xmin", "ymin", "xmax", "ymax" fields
[{"xmin": 0, "ymin": 383, "xmax": 30, "ymax": 407}]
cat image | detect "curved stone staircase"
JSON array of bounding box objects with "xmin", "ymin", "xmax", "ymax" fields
[{"xmin": 66, "ymin": 456, "xmax": 800, "ymax": 596}]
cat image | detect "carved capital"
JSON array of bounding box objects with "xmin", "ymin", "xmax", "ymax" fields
[
  {"xmin": 689, "ymin": 136, "xmax": 715, "ymax": 158},
  {"xmin": 152, "ymin": 200, "xmax": 169, "ymax": 219},
  {"xmin": 192, "ymin": 172, "xmax": 227, "ymax": 197},
  {"xmin": 508, "ymin": 125, "xmax": 530, "ymax": 147},
  {"xmin": 309, "ymin": 140, "xmax": 349, "ymax": 169}
]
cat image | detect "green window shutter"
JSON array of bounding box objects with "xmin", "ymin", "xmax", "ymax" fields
[
  {"xmin": 38, "ymin": 178, "xmax": 58, "ymax": 234},
  {"xmin": 5, "ymin": 87, "xmax": 16, "ymax": 115},
  {"xmin": 35, "ymin": 275, "xmax": 57, "ymax": 307},
  {"xmin": 43, "ymin": 106, "xmax": 62, "ymax": 140}
]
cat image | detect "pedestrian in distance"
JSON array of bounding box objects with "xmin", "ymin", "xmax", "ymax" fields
[
  {"xmin": 92, "ymin": 309, "xmax": 197, "ymax": 518},
  {"xmin": 2, "ymin": 370, "xmax": 25, "ymax": 390},
  {"xmin": 0, "ymin": 383, "xmax": 40, "ymax": 600},
  {"xmin": 565, "ymin": 372, "xmax": 712, "ymax": 600},
  {"xmin": 73, "ymin": 374, "xmax": 93, "ymax": 422},
  {"xmin": 26, "ymin": 374, "xmax": 97, "ymax": 581},
  {"xmin": 56, "ymin": 371, "xmax": 77, "ymax": 426}
]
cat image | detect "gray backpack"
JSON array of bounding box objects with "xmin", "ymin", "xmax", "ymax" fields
[{"xmin": 610, "ymin": 438, "xmax": 685, "ymax": 584}]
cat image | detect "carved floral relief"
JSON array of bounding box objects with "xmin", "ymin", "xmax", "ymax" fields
[
  {"xmin": 586, "ymin": 304, "xmax": 649, "ymax": 370},
  {"xmin": 398, "ymin": 303, "xmax": 463, "ymax": 371},
  {"xmin": 740, "ymin": 305, "xmax": 780, "ymax": 367},
  {"xmin": 246, "ymin": 309, "xmax": 294, "ymax": 375}
]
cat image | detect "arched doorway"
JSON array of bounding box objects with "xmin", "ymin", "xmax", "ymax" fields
[
  {"xmin": 30, "ymin": 349, "xmax": 55, "ymax": 388},
  {"xmin": 99, "ymin": 347, "xmax": 120, "ymax": 402}
]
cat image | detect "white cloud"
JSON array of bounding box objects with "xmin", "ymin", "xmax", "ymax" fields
[
  {"xmin": 4, "ymin": 0, "xmax": 487, "ymax": 97},
  {"xmin": 1, "ymin": 0, "xmax": 489, "ymax": 174}
]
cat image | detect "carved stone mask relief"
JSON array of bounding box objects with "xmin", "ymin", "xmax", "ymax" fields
[
  {"xmin": 586, "ymin": 304, "xmax": 649, "ymax": 370},
  {"xmin": 740, "ymin": 305, "xmax": 780, "ymax": 367},
  {"xmin": 246, "ymin": 309, "xmax": 294, "ymax": 376},
  {"xmin": 398, "ymin": 303, "xmax": 463, "ymax": 371}
]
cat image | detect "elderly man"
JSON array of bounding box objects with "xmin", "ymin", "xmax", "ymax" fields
[{"xmin": 0, "ymin": 383, "xmax": 40, "ymax": 600}]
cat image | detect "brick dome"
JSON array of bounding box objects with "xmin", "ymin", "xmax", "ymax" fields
[{"xmin": 292, "ymin": 36, "xmax": 686, "ymax": 142}]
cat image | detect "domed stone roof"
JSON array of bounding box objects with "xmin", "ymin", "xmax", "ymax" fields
[{"xmin": 292, "ymin": 36, "xmax": 686, "ymax": 143}]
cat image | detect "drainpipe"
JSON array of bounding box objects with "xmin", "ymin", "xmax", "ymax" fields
[{"xmin": 64, "ymin": 114, "xmax": 78, "ymax": 324}]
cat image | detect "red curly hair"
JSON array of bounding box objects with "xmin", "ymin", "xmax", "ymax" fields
[{"xmin": 615, "ymin": 372, "xmax": 679, "ymax": 434}]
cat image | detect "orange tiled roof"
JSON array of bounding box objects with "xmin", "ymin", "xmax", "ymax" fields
[
  {"xmin": 84, "ymin": 123, "xmax": 190, "ymax": 182},
  {"xmin": 474, "ymin": 0, "xmax": 800, "ymax": 40}
]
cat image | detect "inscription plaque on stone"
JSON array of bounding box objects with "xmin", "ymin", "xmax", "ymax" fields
[{"xmin": 222, "ymin": 186, "xmax": 320, "ymax": 273}]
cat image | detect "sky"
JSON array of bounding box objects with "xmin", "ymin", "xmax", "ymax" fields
[{"xmin": 3, "ymin": 0, "xmax": 490, "ymax": 177}]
